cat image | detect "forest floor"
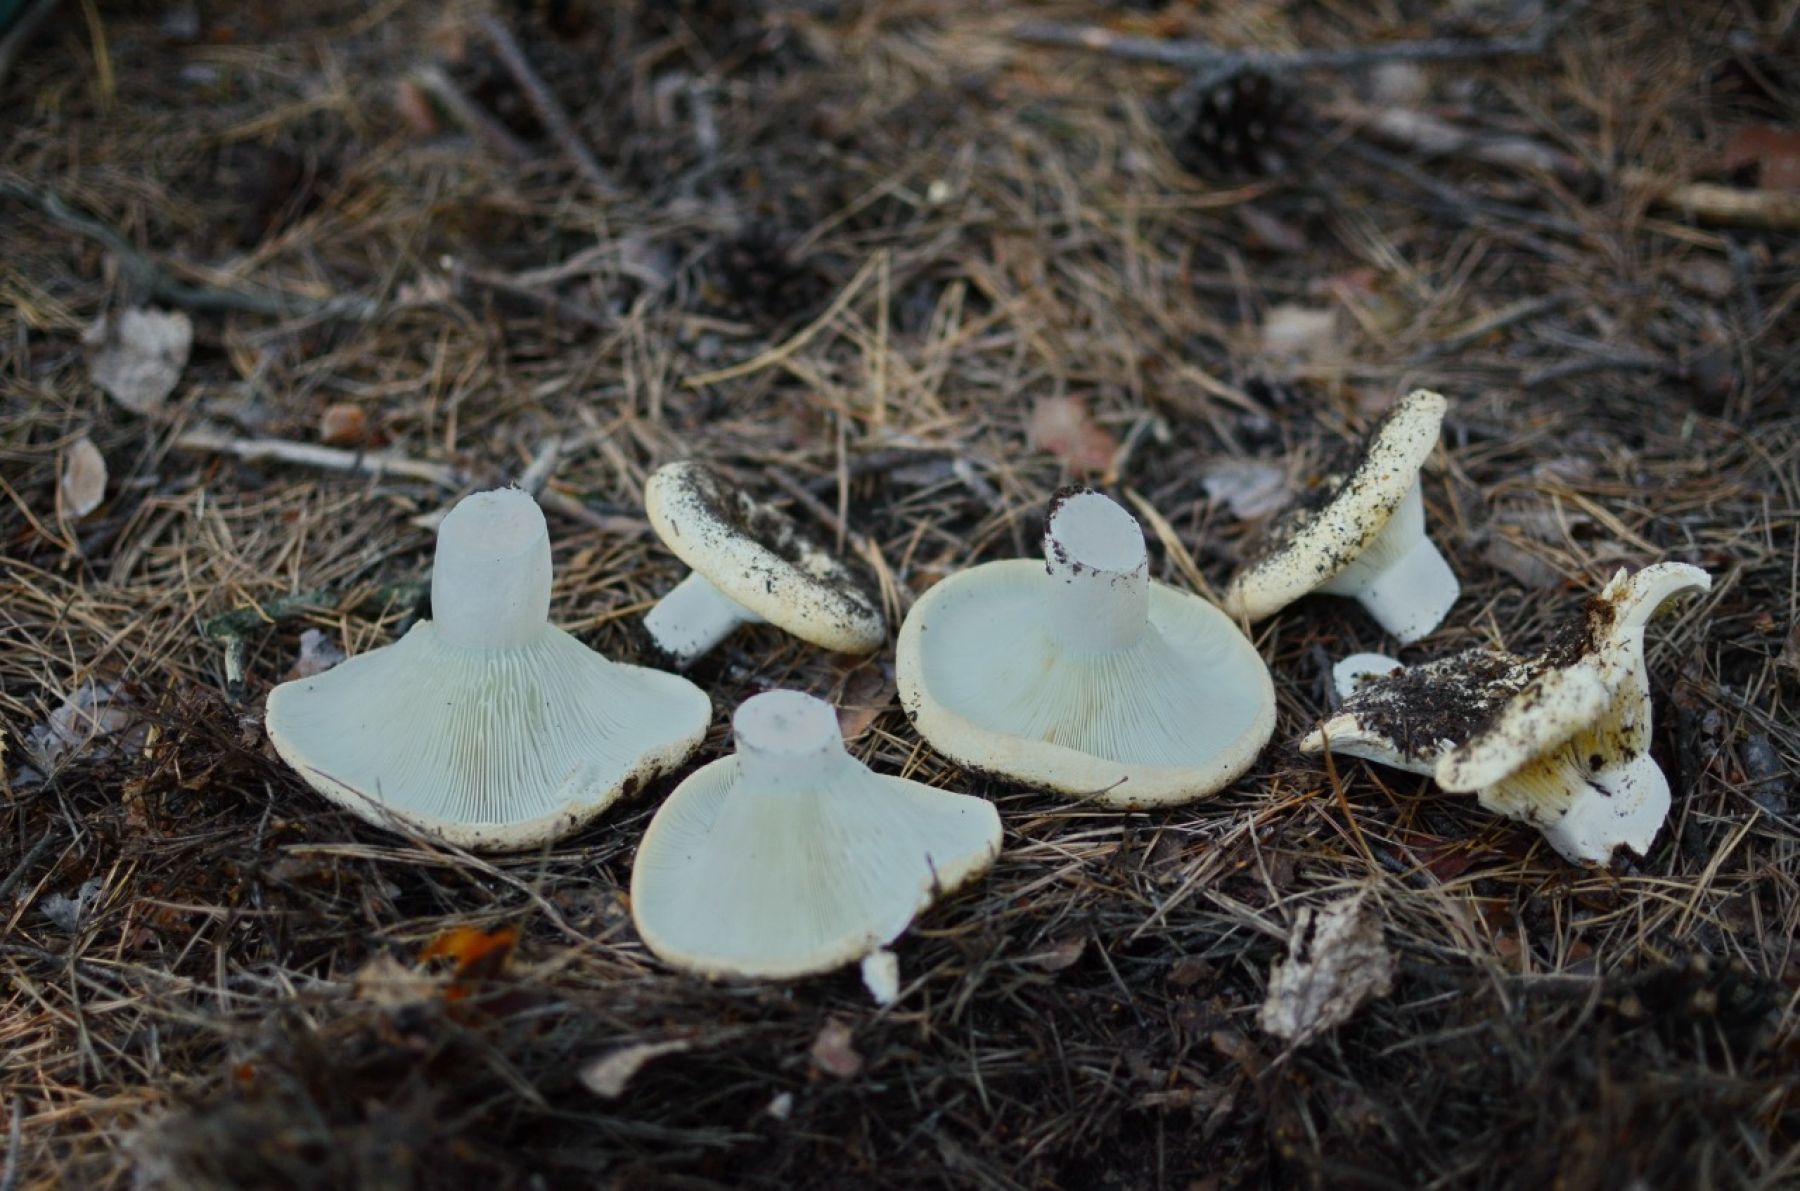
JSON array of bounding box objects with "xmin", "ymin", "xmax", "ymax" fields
[{"xmin": 2, "ymin": 1, "xmax": 1797, "ymax": 1187}]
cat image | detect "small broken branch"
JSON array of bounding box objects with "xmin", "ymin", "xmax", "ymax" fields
[
  {"xmin": 477, "ymin": 16, "xmax": 616, "ymax": 196},
  {"xmin": 171, "ymin": 431, "xmax": 464, "ymax": 487},
  {"xmin": 1011, "ymin": 19, "xmax": 1557, "ymax": 76}
]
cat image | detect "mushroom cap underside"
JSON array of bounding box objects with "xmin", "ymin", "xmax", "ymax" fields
[
  {"xmin": 897, "ymin": 559, "xmax": 1276, "ymax": 806},
  {"xmin": 267, "ymin": 621, "xmax": 711, "ymax": 850},
  {"xmin": 630, "ymin": 756, "xmax": 1002, "ymax": 979}
]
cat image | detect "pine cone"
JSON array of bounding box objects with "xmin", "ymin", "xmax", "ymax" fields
[
  {"xmin": 701, "ymin": 225, "xmax": 826, "ymax": 325},
  {"xmin": 1171, "ymin": 70, "xmax": 1296, "ymax": 179}
]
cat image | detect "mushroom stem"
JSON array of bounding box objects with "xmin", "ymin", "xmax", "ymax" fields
[
  {"xmin": 1477, "ymin": 748, "xmax": 1669, "ymax": 864},
  {"xmin": 1043, "ymin": 491, "xmax": 1150, "ymax": 653},
  {"xmin": 732, "ymin": 690, "xmax": 852, "ymax": 792},
  {"xmin": 432, "ymin": 488, "xmax": 553, "ymax": 650},
  {"xmin": 1317, "ymin": 484, "xmax": 1458, "ymax": 643},
  {"xmin": 644, "ymin": 571, "xmax": 766, "ymax": 667}
]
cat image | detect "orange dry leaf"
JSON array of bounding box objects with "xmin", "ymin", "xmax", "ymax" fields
[
  {"xmin": 420, "ymin": 924, "xmax": 519, "ymax": 983},
  {"xmin": 1029, "ymin": 395, "xmax": 1118, "ymax": 477}
]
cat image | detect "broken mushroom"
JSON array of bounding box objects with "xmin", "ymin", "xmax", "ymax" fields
[
  {"xmin": 642, "ymin": 461, "xmax": 886, "ymax": 667},
  {"xmin": 630, "ymin": 689, "xmax": 1002, "ymax": 980},
  {"xmin": 266, "ymin": 488, "xmax": 712, "ymax": 851},
  {"xmin": 1223, "ymin": 390, "xmax": 1457, "ymax": 643},
  {"xmin": 1302, "ymin": 563, "xmax": 1711, "ymax": 864},
  {"xmin": 896, "ymin": 489, "xmax": 1276, "ymax": 806}
]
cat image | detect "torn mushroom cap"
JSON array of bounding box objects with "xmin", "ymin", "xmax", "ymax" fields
[
  {"xmin": 1222, "ymin": 390, "xmax": 1458, "ymax": 644},
  {"xmin": 896, "ymin": 489, "xmax": 1276, "ymax": 807},
  {"xmin": 630, "ymin": 690, "xmax": 1001, "ymax": 980},
  {"xmin": 266, "ymin": 488, "xmax": 711, "ymax": 851},
  {"xmin": 1434, "ymin": 562, "xmax": 1711, "ymax": 862},
  {"xmin": 1303, "ymin": 562, "xmax": 1711, "ymax": 864},
  {"xmin": 642, "ymin": 460, "xmax": 886, "ymax": 667}
]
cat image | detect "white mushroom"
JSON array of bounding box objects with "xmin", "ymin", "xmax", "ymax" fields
[
  {"xmin": 630, "ymin": 690, "xmax": 1001, "ymax": 980},
  {"xmin": 896, "ymin": 489, "xmax": 1276, "ymax": 807},
  {"xmin": 642, "ymin": 461, "xmax": 886, "ymax": 667},
  {"xmin": 1302, "ymin": 563, "xmax": 1712, "ymax": 864},
  {"xmin": 1223, "ymin": 390, "xmax": 1458, "ymax": 643},
  {"xmin": 266, "ymin": 488, "xmax": 712, "ymax": 851}
]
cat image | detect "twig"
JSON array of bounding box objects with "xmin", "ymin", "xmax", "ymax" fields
[
  {"xmin": 477, "ymin": 15, "xmax": 616, "ymax": 195},
  {"xmin": 0, "ymin": 831, "xmax": 56, "ymax": 905},
  {"xmin": 171, "ymin": 431, "xmax": 464, "ymax": 486},
  {"xmin": 410, "ymin": 64, "xmax": 535, "ymax": 164},
  {"xmin": 1330, "ymin": 102, "xmax": 1800, "ymax": 232},
  {"xmin": 1011, "ymin": 18, "xmax": 1557, "ymax": 75},
  {"xmin": 0, "ymin": 175, "xmax": 379, "ymax": 320}
]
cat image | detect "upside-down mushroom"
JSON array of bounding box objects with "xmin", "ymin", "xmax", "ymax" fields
[{"xmin": 266, "ymin": 488, "xmax": 711, "ymax": 851}]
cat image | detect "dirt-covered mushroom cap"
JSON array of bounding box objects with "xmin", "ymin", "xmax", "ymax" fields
[
  {"xmin": 896, "ymin": 489, "xmax": 1276, "ymax": 807},
  {"xmin": 1223, "ymin": 390, "xmax": 1457, "ymax": 643},
  {"xmin": 642, "ymin": 460, "xmax": 886, "ymax": 666},
  {"xmin": 630, "ymin": 689, "xmax": 1002, "ymax": 980},
  {"xmin": 1302, "ymin": 562, "xmax": 1711, "ymax": 864},
  {"xmin": 266, "ymin": 488, "xmax": 711, "ymax": 851}
]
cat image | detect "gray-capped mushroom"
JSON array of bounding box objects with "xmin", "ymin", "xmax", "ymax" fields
[
  {"xmin": 896, "ymin": 489, "xmax": 1276, "ymax": 807},
  {"xmin": 266, "ymin": 488, "xmax": 711, "ymax": 851},
  {"xmin": 1223, "ymin": 390, "xmax": 1458, "ymax": 644},
  {"xmin": 1302, "ymin": 563, "xmax": 1711, "ymax": 864},
  {"xmin": 642, "ymin": 461, "xmax": 886, "ymax": 667}
]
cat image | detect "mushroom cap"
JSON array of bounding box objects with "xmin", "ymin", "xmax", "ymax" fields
[
  {"xmin": 630, "ymin": 694, "xmax": 1001, "ymax": 980},
  {"xmin": 1223, "ymin": 389, "xmax": 1447, "ymax": 622},
  {"xmin": 644, "ymin": 461, "xmax": 885, "ymax": 654},
  {"xmin": 1301, "ymin": 649, "xmax": 1542, "ymax": 775},
  {"xmin": 896, "ymin": 559, "xmax": 1277, "ymax": 806},
  {"xmin": 1437, "ymin": 562, "xmax": 1712, "ymax": 793},
  {"xmin": 266, "ymin": 622, "xmax": 712, "ymax": 851}
]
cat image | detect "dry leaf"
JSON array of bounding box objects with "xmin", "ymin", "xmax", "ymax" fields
[
  {"xmin": 60, "ymin": 436, "xmax": 107, "ymax": 519},
  {"xmin": 352, "ymin": 952, "xmax": 441, "ymax": 1009},
  {"xmin": 1200, "ymin": 458, "xmax": 1289, "ymax": 520},
  {"xmin": 318, "ymin": 403, "xmax": 369, "ymax": 446},
  {"xmin": 83, "ymin": 308, "xmax": 192, "ymax": 415},
  {"xmin": 1722, "ymin": 125, "xmax": 1800, "ymax": 194},
  {"xmin": 1260, "ymin": 304, "xmax": 1340, "ymax": 364},
  {"xmin": 40, "ymin": 878, "xmax": 105, "ymax": 934},
  {"xmin": 1258, "ymin": 891, "xmax": 1393, "ymax": 1044},
  {"xmin": 419, "ymin": 924, "xmax": 518, "ymax": 1000},
  {"xmin": 580, "ymin": 1040, "xmax": 692, "ymax": 1098},
  {"xmin": 26, "ymin": 681, "xmax": 144, "ymax": 771},
  {"xmin": 1026, "ymin": 937, "xmax": 1086, "ymax": 972},
  {"xmin": 393, "ymin": 77, "xmax": 440, "ymax": 137},
  {"xmin": 1237, "ymin": 207, "xmax": 1308, "ymax": 254},
  {"xmin": 1029, "ymin": 395, "xmax": 1118, "ymax": 476},
  {"xmin": 809, "ymin": 1017, "xmax": 863, "ymax": 1078}
]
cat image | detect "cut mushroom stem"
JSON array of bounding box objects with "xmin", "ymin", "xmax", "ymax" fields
[
  {"xmin": 733, "ymin": 689, "xmax": 851, "ymax": 791},
  {"xmin": 1314, "ymin": 484, "xmax": 1458, "ymax": 644},
  {"xmin": 432, "ymin": 485, "xmax": 554, "ymax": 650},
  {"xmin": 1044, "ymin": 489, "xmax": 1150, "ymax": 652},
  {"xmin": 644, "ymin": 571, "xmax": 768, "ymax": 668}
]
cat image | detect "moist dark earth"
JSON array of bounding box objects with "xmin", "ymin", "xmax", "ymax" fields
[{"xmin": 2, "ymin": 2, "xmax": 1797, "ymax": 1189}]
